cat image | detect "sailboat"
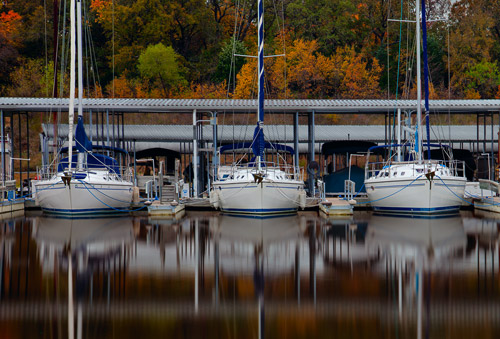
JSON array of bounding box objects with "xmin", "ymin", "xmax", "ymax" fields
[
  {"xmin": 364, "ymin": 0, "xmax": 466, "ymax": 215},
  {"xmin": 33, "ymin": 0, "xmax": 133, "ymax": 216},
  {"xmin": 210, "ymin": 0, "xmax": 305, "ymax": 214}
]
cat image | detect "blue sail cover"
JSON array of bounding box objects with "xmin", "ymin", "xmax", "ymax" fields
[
  {"xmin": 252, "ymin": 124, "xmax": 265, "ymax": 158},
  {"xmin": 57, "ymin": 153, "xmax": 120, "ymax": 174},
  {"xmin": 75, "ymin": 116, "xmax": 92, "ymax": 152},
  {"xmin": 220, "ymin": 142, "xmax": 294, "ymax": 154}
]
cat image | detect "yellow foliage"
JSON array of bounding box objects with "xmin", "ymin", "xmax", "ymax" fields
[
  {"xmin": 336, "ymin": 46, "xmax": 382, "ymax": 99},
  {"xmin": 234, "ymin": 60, "xmax": 257, "ymax": 99},
  {"xmin": 464, "ymin": 88, "xmax": 481, "ymax": 99},
  {"xmin": 233, "ymin": 38, "xmax": 382, "ymax": 100},
  {"xmin": 186, "ymin": 81, "xmax": 228, "ymax": 99},
  {"xmin": 90, "ymin": 0, "xmax": 111, "ymax": 24},
  {"xmin": 106, "ymin": 75, "xmax": 134, "ymax": 98}
]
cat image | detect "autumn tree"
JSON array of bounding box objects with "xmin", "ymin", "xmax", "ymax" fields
[
  {"xmin": 336, "ymin": 46, "xmax": 382, "ymax": 99},
  {"xmin": 460, "ymin": 60, "xmax": 500, "ymax": 99},
  {"xmin": 6, "ymin": 59, "xmax": 55, "ymax": 97},
  {"xmin": 138, "ymin": 43, "xmax": 187, "ymax": 97},
  {"xmin": 0, "ymin": 10, "xmax": 22, "ymax": 88},
  {"xmin": 448, "ymin": 0, "xmax": 496, "ymax": 96}
]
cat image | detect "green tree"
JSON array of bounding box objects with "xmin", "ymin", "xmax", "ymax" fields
[
  {"xmin": 286, "ymin": 0, "xmax": 357, "ymax": 56},
  {"xmin": 213, "ymin": 37, "xmax": 247, "ymax": 84},
  {"xmin": 137, "ymin": 43, "xmax": 186, "ymax": 97},
  {"xmin": 448, "ymin": 0, "xmax": 495, "ymax": 95},
  {"xmin": 461, "ymin": 61, "xmax": 500, "ymax": 98},
  {"xmin": 6, "ymin": 58, "xmax": 55, "ymax": 97}
]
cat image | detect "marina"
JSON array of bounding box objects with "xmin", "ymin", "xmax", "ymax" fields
[{"xmin": 2, "ymin": 0, "xmax": 500, "ymax": 337}]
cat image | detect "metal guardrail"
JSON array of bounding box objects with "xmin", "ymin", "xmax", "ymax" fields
[
  {"xmin": 36, "ymin": 163, "xmax": 134, "ymax": 183},
  {"xmin": 344, "ymin": 180, "xmax": 355, "ymax": 201},
  {"xmin": 365, "ymin": 160, "xmax": 466, "ymax": 180},
  {"xmin": 144, "ymin": 179, "xmax": 159, "ymax": 201},
  {"xmin": 215, "ymin": 161, "xmax": 304, "ymax": 181}
]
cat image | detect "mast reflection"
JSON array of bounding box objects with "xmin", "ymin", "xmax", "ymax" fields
[{"xmin": 366, "ymin": 214, "xmax": 466, "ymax": 339}]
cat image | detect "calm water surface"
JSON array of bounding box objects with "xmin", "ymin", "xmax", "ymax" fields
[{"xmin": 0, "ymin": 210, "xmax": 499, "ymax": 338}]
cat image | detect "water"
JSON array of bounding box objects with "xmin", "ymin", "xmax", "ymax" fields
[{"xmin": 0, "ymin": 210, "xmax": 499, "ymax": 338}]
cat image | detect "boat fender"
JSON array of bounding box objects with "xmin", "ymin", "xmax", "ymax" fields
[
  {"xmin": 299, "ymin": 190, "xmax": 306, "ymax": 209},
  {"xmin": 209, "ymin": 190, "xmax": 220, "ymax": 209}
]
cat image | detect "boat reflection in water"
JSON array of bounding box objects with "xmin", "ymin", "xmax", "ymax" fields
[
  {"xmin": 212, "ymin": 213, "xmax": 304, "ymax": 338},
  {"xmin": 365, "ymin": 214, "xmax": 466, "ymax": 339},
  {"xmin": 33, "ymin": 216, "xmax": 135, "ymax": 339},
  {"xmin": 3, "ymin": 212, "xmax": 500, "ymax": 338},
  {"xmin": 213, "ymin": 214, "xmax": 303, "ymax": 274}
]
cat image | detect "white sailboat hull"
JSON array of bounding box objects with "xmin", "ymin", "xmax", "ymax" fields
[
  {"xmin": 212, "ymin": 180, "xmax": 303, "ymax": 214},
  {"xmin": 34, "ymin": 175, "xmax": 133, "ymax": 216},
  {"xmin": 365, "ymin": 176, "xmax": 466, "ymax": 214}
]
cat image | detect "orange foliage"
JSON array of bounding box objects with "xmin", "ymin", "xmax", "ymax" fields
[
  {"xmin": 105, "ymin": 75, "xmax": 169, "ymax": 99},
  {"xmin": 336, "ymin": 46, "xmax": 382, "ymax": 99},
  {"xmin": 464, "ymin": 88, "xmax": 481, "ymax": 99},
  {"xmin": 90, "ymin": 0, "xmax": 111, "ymax": 24},
  {"xmin": 186, "ymin": 81, "xmax": 228, "ymax": 99},
  {"xmin": 234, "ymin": 38, "xmax": 340, "ymax": 99},
  {"xmin": 107, "ymin": 75, "xmax": 134, "ymax": 98},
  {"xmin": 0, "ymin": 10, "xmax": 22, "ymax": 46},
  {"xmin": 233, "ymin": 59, "xmax": 257, "ymax": 99}
]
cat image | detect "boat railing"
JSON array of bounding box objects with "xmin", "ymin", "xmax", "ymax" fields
[
  {"xmin": 344, "ymin": 180, "xmax": 356, "ymax": 201},
  {"xmin": 36, "ymin": 163, "xmax": 134, "ymax": 182},
  {"xmin": 365, "ymin": 159, "xmax": 466, "ymax": 180},
  {"xmin": 216, "ymin": 161, "xmax": 304, "ymax": 181}
]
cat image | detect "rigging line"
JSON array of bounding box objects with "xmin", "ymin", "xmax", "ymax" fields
[
  {"xmin": 78, "ymin": 180, "xmax": 132, "ymax": 203},
  {"xmin": 387, "ymin": 0, "xmax": 391, "ymax": 102},
  {"xmin": 447, "ymin": 2, "xmax": 451, "ymax": 145},
  {"xmin": 83, "ymin": 0, "xmax": 90, "ymax": 99},
  {"xmin": 77, "ymin": 180, "xmax": 143, "ymax": 212},
  {"xmin": 389, "ymin": 0, "xmax": 405, "ymax": 161},
  {"xmin": 59, "ymin": 0, "xmax": 68, "ymax": 99},
  {"xmin": 112, "ymin": 0, "xmax": 115, "ymax": 98},
  {"xmin": 356, "ymin": 174, "xmax": 425, "ymax": 205}
]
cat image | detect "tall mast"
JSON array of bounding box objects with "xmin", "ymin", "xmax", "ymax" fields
[
  {"xmin": 416, "ymin": 0, "xmax": 423, "ymax": 162},
  {"xmin": 257, "ymin": 0, "xmax": 264, "ymax": 168},
  {"xmin": 258, "ymin": 0, "xmax": 264, "ymax": 125},
  {"xmin": 76, "ymin": 0, "xmax": 84, "ymax": 170},
  {"xmin": 77, "ymin": 0, "xmax": 83, "ymax": 120},
  {"xmin": 67, "ymin": 0, "xmax": 76, "ymax": 172}
]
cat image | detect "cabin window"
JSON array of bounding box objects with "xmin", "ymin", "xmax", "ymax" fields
[
  {"xmin": 393, "ymin": 172, "xmax": 397, "ymax": 176},
  {"xmin": 401, "ymin": 172, "xmax": 405, "ymax": 176}
]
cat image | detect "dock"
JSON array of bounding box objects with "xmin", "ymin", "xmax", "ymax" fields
[{"xmin": 319, "ymin": 197, "xmax": 354, "ymax": 216}]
